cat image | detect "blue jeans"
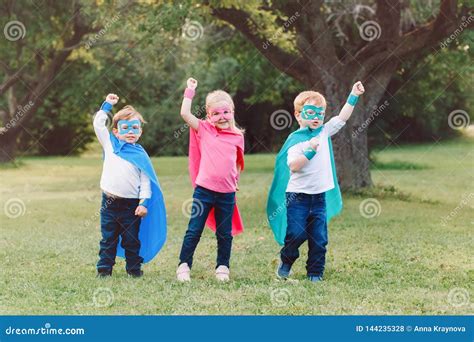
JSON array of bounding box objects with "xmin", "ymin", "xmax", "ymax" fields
[
  {"xmin": 97, "ymin": 193, "xmax": 144, "ymax": 272},
  {"xmin": 179, "ymin": 185, "xmax": 235, "ymax": 268},
  {"xmin": 280, "ymin": 192, "xmax": 328, "ymax": 277}
]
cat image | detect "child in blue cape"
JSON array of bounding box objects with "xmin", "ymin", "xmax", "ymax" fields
[
  {"xmin": 93, "ymin": 94, "xmax": 167, "ymax": 278},
  {"xmin": 267, "ymin": 82, "xmax": 365, "ymax": 282}
]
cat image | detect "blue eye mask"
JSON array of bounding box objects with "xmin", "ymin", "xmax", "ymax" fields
[
  {"xmin": 301, "ymin": 104, "xmax": 325, "ymax": 121},
  {"xmin": 117, "ymin": 119, "xmax": 141, "ymax": 135}
]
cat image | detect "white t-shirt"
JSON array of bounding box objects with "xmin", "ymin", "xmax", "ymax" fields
[
  {"xmin": 93, "ymin": 110, "xmax": 151, "ymax": 199},
  {"xmin": 286, "ymin": 117, "xmax": 345, "ymax": 195}
]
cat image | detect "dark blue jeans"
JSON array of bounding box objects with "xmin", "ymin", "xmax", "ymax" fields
[
  {"xmin": 280, "ymin": 192, "xmax": 328, "ymax": 277},
  {"xmin": 179, "ymin": 185, "xmax": 235, "ymax": 268},
  {"xmin": 97, "ymin": 193, "xmax": 144, "ymax": 272}
]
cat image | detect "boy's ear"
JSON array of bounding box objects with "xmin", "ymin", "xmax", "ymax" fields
[{"xmin": 112, "ymin": 128, "xmax": 119, "ymax": 136}]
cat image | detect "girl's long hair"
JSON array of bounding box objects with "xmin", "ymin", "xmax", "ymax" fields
[{"xmin": 205, "ymin": 90, "xmax": 245, "ymax": 135}]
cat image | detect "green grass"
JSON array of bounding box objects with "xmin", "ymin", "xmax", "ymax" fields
[{"xmin": 0, "ymin": 137, "xmax": 473, "ymax": 315}]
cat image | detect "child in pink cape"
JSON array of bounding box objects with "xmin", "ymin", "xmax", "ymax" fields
[{"xmin": 177, "ymin": 77, "xmax": 245, "ymax": 282}]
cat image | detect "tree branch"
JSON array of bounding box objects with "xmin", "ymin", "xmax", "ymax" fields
[
  {"xmin": 4, "ymin": 3, "xmax": 94, "ymax": 136},
  {"xmin": 291, "ymin": 0, "xmax": 339, "ymax": 73},
  {"xmin": 351, "ymin": 0, "xmax": 472, "ymax": 80},
  {"xmin": 211, "ymin": 6, "xmax": 308, "ymax": 85},
  {"xmin": 0, "ymin": 68, "xmax": 23, "ymax": 96}
]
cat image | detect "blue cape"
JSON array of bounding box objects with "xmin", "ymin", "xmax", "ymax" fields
[
  {"xmin": 109, "ymin": 133, "xmax": 167, "ymax": 263},
  {"xmin": 266, "ymin": 126, "xmax": 343, "ymax": 245}
]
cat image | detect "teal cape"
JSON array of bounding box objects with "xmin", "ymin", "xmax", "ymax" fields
[
  {"xmin": 109, "ymin": 133, "xmax": 167, "ymax": 263},
  {"xmin": 266, "ymin": 126, "xmax": 343, "ymax": 245}
]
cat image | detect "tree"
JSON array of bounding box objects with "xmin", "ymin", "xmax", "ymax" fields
[
  {"xmin": 0, "ymin": 1, "xmax": 98, "ymax": 162},
  {"xmin": 209, "ymin": 0, "xmax": 472, "ymax": 189}
]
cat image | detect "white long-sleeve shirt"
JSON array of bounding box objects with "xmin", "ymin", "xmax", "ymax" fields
[
  {"xmin": 93, "ymin": 110, "xmax": 151, "ymax": 199},
  {"xmin": 286, "ymin": 117, "xmax": 345, "ymax": 195}
]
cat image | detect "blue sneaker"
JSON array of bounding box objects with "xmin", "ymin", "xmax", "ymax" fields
[
  {"xmin": 308, "ymin": 275, "xmax": 323, "ymax": 283},
  {"xmin": 277, "ymin": 262, "xmax": 292, "ymax": 278}
]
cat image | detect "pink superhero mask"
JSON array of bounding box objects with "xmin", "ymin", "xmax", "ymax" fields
[{"xmin": 208, "ymin": 106, "xmax": 234, "ymax": 123}]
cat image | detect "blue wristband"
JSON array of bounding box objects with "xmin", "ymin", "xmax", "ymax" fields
[
  {"xmin": 139, "ymin": 198, "xmax": 150, "ymax": 208},
  {"xmin": 347, "ymin": 94, "xmax": 359, "ymax": 106},
  {"xmin": 100, "ymin": 101, "xmax": 113, "ymax": 112},
  {"xmin": 303, "ymin": 147, "xmax": 317, "ymax": 160}
]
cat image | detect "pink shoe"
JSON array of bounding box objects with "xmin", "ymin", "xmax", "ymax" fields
[
  {"xmin": 177, "ymin": 263, "xmax": 191, "ymax": 282},
  {"xmin": 215, "ymin": 265, "xmax": 230, "ymax": 282}
]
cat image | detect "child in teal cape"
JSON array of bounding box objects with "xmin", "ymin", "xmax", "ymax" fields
[{"xmin": 267, "ymin": 82, "xmax": 365, "ymax": 282}]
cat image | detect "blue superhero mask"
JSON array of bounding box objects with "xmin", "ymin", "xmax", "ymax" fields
[
  {"xmin": 301, "ymin": 104, "xmax": 325, "ymax": 121},
  {"xmin": 117, "ymin": 119, "xmax": 141, "ymax": 135}
]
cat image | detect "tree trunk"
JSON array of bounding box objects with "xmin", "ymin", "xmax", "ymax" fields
[
  {"xmin": 0, "ymin": 133, "xmax": 16, "ymax": 163},
  {"xmin": 317, "ymin": 61, "xmax": 398, "ymax": 190},
  {"xmin": 322, "ymin": 82, "xmax": 371, "ymax": 190}
]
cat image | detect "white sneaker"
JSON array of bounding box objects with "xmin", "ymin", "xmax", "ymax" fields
[
  {"xmin": 176, "ymin": 263, "xmax": 191, "ymax": 282},
  {"xmin": 215, "ymin": 265, "xmax": 230, "ymax": 282}
]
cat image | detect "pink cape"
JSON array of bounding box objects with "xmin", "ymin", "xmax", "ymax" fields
[{"xmin": 188, "ymin": 124, "xmax": 245, "ymax": 236}]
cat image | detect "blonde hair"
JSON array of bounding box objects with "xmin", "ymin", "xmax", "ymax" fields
[
  {"xmin": 112, "ymin": 105, "xmax": 146, "ymax": 128},
  {"xmin": 293, "ymin": 91, "xmax": 327, "ymax": 114},
  {"xmin": 205, "ymin": 90, "xmax": 245, "ymax": 135}
]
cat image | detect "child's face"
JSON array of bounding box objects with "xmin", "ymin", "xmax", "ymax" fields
[
  {"xmin": 296, "ymin": 100, "xmax": 326, "ymax": 130},
  {"xmin": 207, "ymin": 101, "xmax": 233, "ymax": 130},
  {"xmin": 113, "ymin": 116, "xmax": 142, "ymax": 143}
]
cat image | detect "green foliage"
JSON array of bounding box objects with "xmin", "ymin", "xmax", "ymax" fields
[
  {"xmin": 3, "ymin": 1, "xmax": 472, "ymax": 156},
  {"xmin": 370, "ymin": 32, "xmax": 473, "ymax": 146}
]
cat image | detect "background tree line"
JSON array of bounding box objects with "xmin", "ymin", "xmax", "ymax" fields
[{"xmin": 1, "ymin": 0, "xmax": 472, "ymax": 189}]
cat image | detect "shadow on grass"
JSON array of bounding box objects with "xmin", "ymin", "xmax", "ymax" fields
[
  {"xmin": 0, "ymin": 160, "xmax": 24, "ymax": 169},
  {"xmin": 345, "ymin": 184, "xmax": 440, "ymax": 204},
  {"xmin": 370, "ymin": 157, "xmax": 430, "ymax": 171}
]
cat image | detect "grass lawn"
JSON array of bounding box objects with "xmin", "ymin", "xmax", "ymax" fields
[{"xmin": 0, "ymin": 136, "xmax": 472, "ymax": 315}]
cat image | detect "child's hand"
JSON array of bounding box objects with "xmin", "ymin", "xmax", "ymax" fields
[
  {"xmin": 352, "ymin": 81, "xmax": 365, "ymax": 96},
  {"xmin": 105, "ymin": 93, "xmax": 119, "ymax": 105},
  {"xmin": 309, "ymin": 137, "xmax": 320, "ymax": 151},
  {"xmin": 187, "ymin": 77, "xmax": 198, "ymax": 90},
  {"xmin": 135, "ymin": 205, "xmax": 148, "ymax": 218}
]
